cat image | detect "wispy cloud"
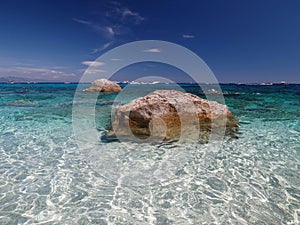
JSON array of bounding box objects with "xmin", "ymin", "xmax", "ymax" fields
[
  {"xmin": 0, "ymin": 58, "xmax": 37, "ymax": 67},
  {"xmin": 182, "ymin": 34, "xmax": 195, "ymax": 39},
  {"xmin": 73, "ymin": 18, "xmax": 115, "ymax": 39},
  {"xmin": 110, "ymin": 58, "xmax": 122, "ymax": 61},
  {"xmin": 73, "ymin": 2, "xmax": 145, "ymax": 54},
  {"xmin": 119, "ymin": 7, "xmax": 145, "ymax": 24},
  {"xmin": 73, "ymin": 18, "xmax": 91, "ymax": 25},
  {"xmin": 0, "ymin": 66, "xmax": 77, "ymax": 80},
  {"xmin": 107, "ymin": 1, "xmax": 145, "ymax": 25},
  {"xmin": 92, "ymin": 42, "xmax": 113, "ymax": 54},
  {"xmin": 0, "ymin": 57, "xmax": 79, "ymax": 82},
  {"xmin": 143, "ymin": 48, "xmax": 161, "ymax": 53},
  {"xmin": 106, "ymin": 27, "xmax": 114, "ymax": 36},
  {"xmin": 81, "ymin": 61, "xmax": 105, "ymax": 66},
  {"xmin": 84, "ymin": 69, "xmax": 107, "ymax": 75}
]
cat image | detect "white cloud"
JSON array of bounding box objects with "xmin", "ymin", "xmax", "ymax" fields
[
  {"xmin": 106, "ymin": 27, "xmax": 114, "ymax": 36},
  {"xmin": 85, "ymin": 69, "xmax": 107, "ymax": 75},
  {"xmin": 143, "ymin": 48, "xmax": 161, "ymax": 53},
  {"xmin": 110, "ymin": 58, "xmax": 122, "ymax": 61},
  {"xmin": 81, "ymin": 61, "xmax": 105, "ymax": 67},
  {"xmin": 183, "ymin": 34, "xmax": 195, "ymax": 39}
]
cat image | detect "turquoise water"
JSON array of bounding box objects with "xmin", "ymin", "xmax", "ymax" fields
[{"xmin": 0, "ymin": 83, "xmax": 299, "ymax": 224}]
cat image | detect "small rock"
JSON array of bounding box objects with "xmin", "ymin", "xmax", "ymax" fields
[{"xmin": 84, "ymin": 79, "xmax": 121, "ymax": 93}]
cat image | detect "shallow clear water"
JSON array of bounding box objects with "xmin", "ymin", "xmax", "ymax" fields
[{"xmin": 0, "ymin": 83, "xmax": 299, "ymax": 224}]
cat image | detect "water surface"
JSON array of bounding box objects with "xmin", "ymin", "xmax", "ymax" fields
[{"xmin": 0, "ymin": 83, "xmax": 299, "ymax": 224}]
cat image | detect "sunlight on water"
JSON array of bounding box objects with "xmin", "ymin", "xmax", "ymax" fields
[{"xmin": 0, "ymin": 84, "xmax": 299, "ymax": 224}]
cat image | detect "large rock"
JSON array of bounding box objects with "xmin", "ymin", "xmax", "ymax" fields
[
  {"xmin": 105, "ymin": 90, "xmax": 238, "ymax": 142},
  {"xmin": 84, "ymin": 79, "xmax": 121, "ymax": 92}
]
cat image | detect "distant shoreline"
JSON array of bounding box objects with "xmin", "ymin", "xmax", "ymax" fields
[{"xmin": 0, "ymin": 82, "xmax": 299, "ymax": 85}]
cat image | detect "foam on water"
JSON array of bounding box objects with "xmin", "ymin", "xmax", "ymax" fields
[{"xmin": 0, "ymin": 84, "xmax": 299, "ymax": 224}]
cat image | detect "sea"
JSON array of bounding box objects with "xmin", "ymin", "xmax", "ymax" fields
[{"xmin": 0, "ymin": 83, "xmax": 299, "ymax": 224}]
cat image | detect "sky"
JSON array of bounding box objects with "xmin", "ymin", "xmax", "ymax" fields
[{"xmin": 0, "ymin": 0, "xmax": 300, "ymax": 83}]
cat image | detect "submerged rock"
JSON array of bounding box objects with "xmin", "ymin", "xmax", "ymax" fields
[
  {"xmin": 104, "ymin": 90, "xmax": 238, "ymax": 143},
  {"xmin": 84, "ymin": 79, "xmax": 121, "ymax": 93}
]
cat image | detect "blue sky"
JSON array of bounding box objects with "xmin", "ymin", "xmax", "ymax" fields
[{"xmin": 0, "ymin": 0, "xmax": 299, "ymax": 83}]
